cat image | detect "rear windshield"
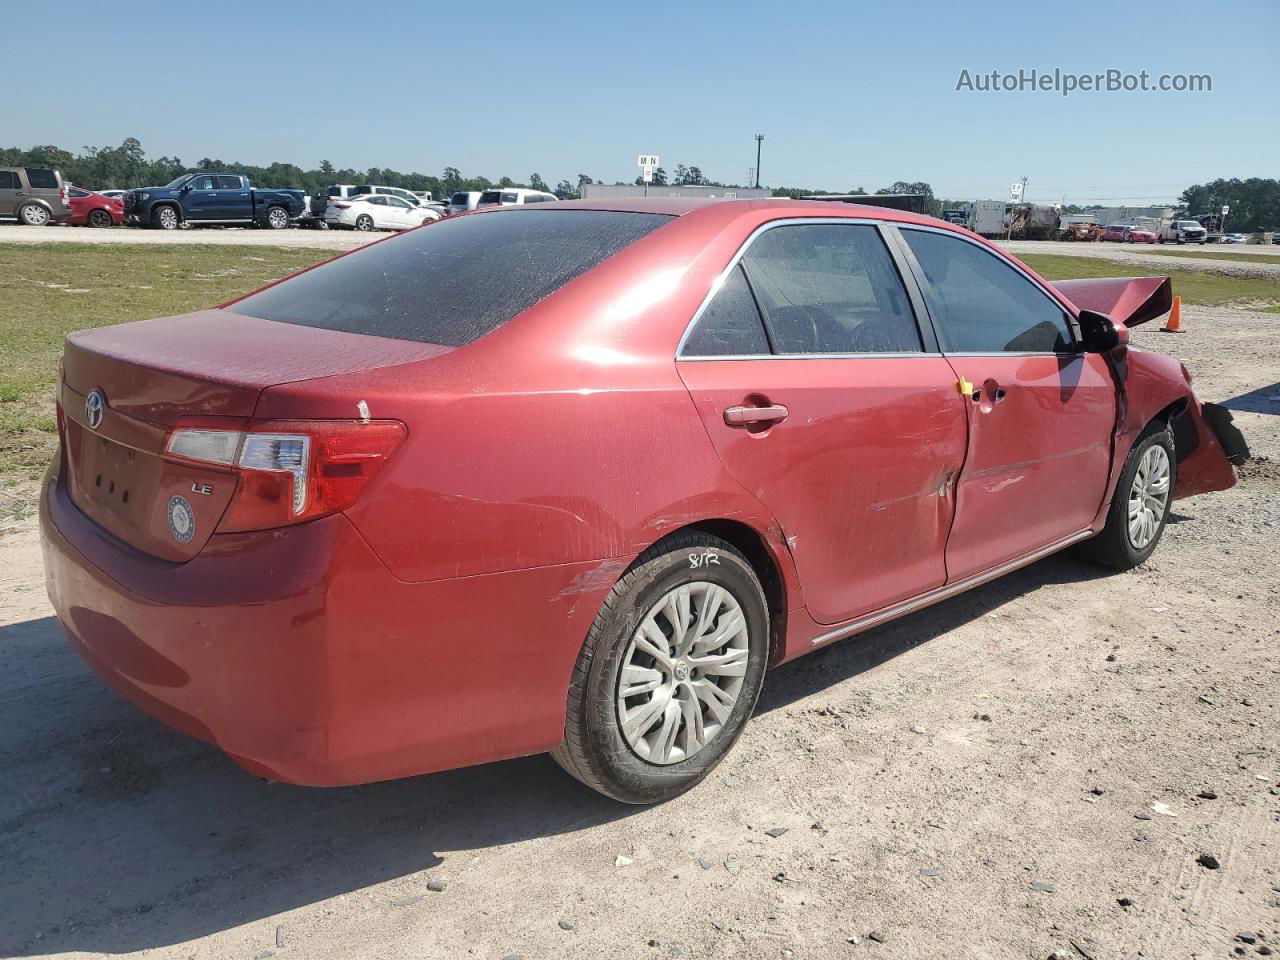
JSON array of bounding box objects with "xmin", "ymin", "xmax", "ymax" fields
[
  {"xmin": 478, "ymin": 191, "xmax": 502, "ymax": 205},
  {"xmin": 232, "ymin": 209, "xmax": 673, "ymax": 346},
  {"xmin": 25, "ymin": 168, "xmax": 58, "ymax": 189}
]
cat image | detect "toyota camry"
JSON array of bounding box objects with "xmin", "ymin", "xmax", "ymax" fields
[{"xmin": 41, "ymin": 198, "xmax": 1247, "ymax": 803}]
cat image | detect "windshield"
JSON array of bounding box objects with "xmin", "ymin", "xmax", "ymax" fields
[
  {"xmin": 163, "ymin": 175, "xmax": 192, "ymax": 189},
  {"xmin": 1178, "ymin": 221, "xmax": 1201, "ymax": 229},
  {"xmin": 232, "ymin": 210, "xmax": 673, "ymax": 347}
]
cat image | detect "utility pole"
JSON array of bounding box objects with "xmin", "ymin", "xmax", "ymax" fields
[{"xmin": 754, "ymin": 134, "xmax": 764, "ymax": 189}]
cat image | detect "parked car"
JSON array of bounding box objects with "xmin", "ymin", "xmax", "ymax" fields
[
  {"xmin": 1101, "ymin": 223, "xmax": 1156, "ymax": 243},
  {"xmin": 0, "ymin": 166, "xmax": 71, "ymax": 225},
  {"xmin": 476, "ymin": 188, "xmax": 559, "ymax": 207},
  {"xmin": 307, "ymin": 184, "xmax": 359, "ymax": 224},
  {"xmin": 448, "ymin": 190, "xmax": 482, "ymax": 215},
  {"xmin": 324, "ymin": 194, "xmax": 437, "ymax": 231},
  {"xmin": 1157, "ymin": 219, "xmax": 1208, "ymax": 244},
  {"xmin": 66, "ymin": 186, "xmax": 124, "ymax": 227},
  {"xmin": 123, "ymin": 174, "xmax": 306, "ymax": 230},
  {"xmin": 41, "ymin": 199, "xmax": 1246, "ymax": 803},
  {"xmin": 1220, "ymin": 233, "xmax": 1248, "ymax": 244}
]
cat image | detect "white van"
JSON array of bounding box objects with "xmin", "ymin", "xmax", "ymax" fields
[{"xmin": 476, "ymin": 188, "xmax": 558, "ymax": 207}]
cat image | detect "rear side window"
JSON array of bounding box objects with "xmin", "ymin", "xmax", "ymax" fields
[
  {"xmin": 451, "ymin": 192, "xmax": 469, "ymax": 205},
  {"xmin": 0, "ymin": 171, "xmax": 20, "ymax": 189},
  {"xmin": 233, "ymin": 210, "xmax": 673, "ymax": 346},
  {"xmin": 682, "ymin": 265, "xmax": 770, "ymax": 356},
  {"xmin": 216, "ymin": 176, "xmax": 242, "ymax": 189},
  {"xmin": 742, "ymin": 223, "xmax": 922, "ymax": 354},
  {"xmin": 902, "ymin": 229, "xmax": 1073, "ymax": 353},
  {"xmin": 69, "ymin": 187, "xmax": 90, "ymax": 198},
  {"xmin": 25, "ymin": 168, "xmax": 58, "ymax": 189}
]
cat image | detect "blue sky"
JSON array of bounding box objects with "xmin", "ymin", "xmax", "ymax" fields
[{"xmin": 4, "ymin": 0, "xmax": 1274, "ymax": 203}]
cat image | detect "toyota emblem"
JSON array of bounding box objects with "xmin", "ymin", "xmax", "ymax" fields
[{"xmin": 85, "ymin": 390, "xmax": 105, "ymax": 431}]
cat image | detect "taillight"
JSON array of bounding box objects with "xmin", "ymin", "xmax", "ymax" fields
[
  {"xmin": 334, "ymin": 202, "xmax": 351, "ymax": 209},
  {"xmin": 164, "ymin": 419, "xmax": 406, "ymax": 532}
]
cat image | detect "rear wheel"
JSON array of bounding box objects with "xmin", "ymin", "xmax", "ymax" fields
[
  {"xmin": 1078, "ymin": 422, "xmax": 1175, "ymax": 570},
  {"xmin": 265, "ymin": 206, "xmax": 289, "ymax": 230},
  {"xmin": 354, "ymin": 214, "xmax": 374, "ymax": 231},
  {"xmin": 152, "ymin": 205, "xmax": 179, "ymax": 230},
  {"xmin": 18, "ymin": 203, "xmax": 50, "ymax": 226},
  {"xmin": 553, "ymin": 532, "xmax": 770, "ymax": 804},
  {"xmin": 88, "ymin": 208, "xmax": 113, "ymax": 228}
]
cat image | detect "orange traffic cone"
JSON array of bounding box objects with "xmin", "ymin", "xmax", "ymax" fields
[{"xmin": 1160, "ymin": 296, "xmax": 1184, "ymax": 333}]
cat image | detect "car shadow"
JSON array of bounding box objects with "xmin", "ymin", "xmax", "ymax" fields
[
  {"xmin": 1221, "ymin": 381, "xmax": 1280, "ymax": 416},
  {"xmin": 0, "ymin": 552, "xmax": 1110, "ymax": 956}
]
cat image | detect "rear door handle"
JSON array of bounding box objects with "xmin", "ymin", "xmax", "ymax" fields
[{"xmin": 724, "ymin": 404, "xmax": 789, "ymax": 426}]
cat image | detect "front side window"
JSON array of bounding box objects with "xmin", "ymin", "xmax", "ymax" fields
[
  {"xmin": 902, "ymin": 229, "xmax": 1073, "ymax": 353},
  {"xmin": 682, "ymin": 265, "xmax": 770, "ymax": 356},
  {"xmin": 190, "ymin": 176, "xmax": 216, "ymax": 190},
  {"xmin": 740, "ymin": 223, "xmax": 922, "ymax": 354}
]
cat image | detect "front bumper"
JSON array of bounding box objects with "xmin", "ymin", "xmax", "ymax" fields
[{"xmin": 40, "ymin": 456, "xmax": 612, "ymax": 786}]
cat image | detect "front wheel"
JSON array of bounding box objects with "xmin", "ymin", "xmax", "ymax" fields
[
  {"xmin": 152, "ymin": 205, "xmax": 180, "ymax": 230},
  {"xmin": 18, "ymin": 203, "xmax": 51, "ymax": 226},
  {"xmin": 1077, "ymin": 422, "xmax": 1176, "ymax": 570},
  {"xmin": 553, "ymin": 532, "xmax": 770, "ymax": 804}
]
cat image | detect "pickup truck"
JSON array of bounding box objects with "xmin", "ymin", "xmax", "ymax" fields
[
  {"xmin": 1157, "ymin": 219, "xmax": 1208, "ymax": 244},
  {"xmin": 123, "ymin": 174, "xmax": 306, "ymax": 230}
]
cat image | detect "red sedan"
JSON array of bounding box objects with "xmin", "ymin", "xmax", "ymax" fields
[
  {"xmin": 67, "ymin": 186, "xmax": 123, "ymax": 227},
  {"xmin": 41, "ymin": 199, "xmax": 1246, "ymax": 803},
  {"xmin": 1101, "ymin": 223, "xmax": 1157, "ymax": 243}
]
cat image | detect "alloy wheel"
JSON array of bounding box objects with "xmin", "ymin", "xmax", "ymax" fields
[
  {"xmin": 268, "ymin": 208, "xmax": 288, "ymax": 229},
  {"xmin": 616, "ymin": 582, "xmax": 749, "ymax": 765},
  {"xmin": 22, "ymin": 205, "xmax": 50, "ymax": 226},
  {"xmin": 1127, "ymin": 444, "xmax": 1171, "ymax": 549}
]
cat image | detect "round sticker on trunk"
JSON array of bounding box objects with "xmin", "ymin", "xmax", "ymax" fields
[{"xmin": 167, "ymin": 495, "xmax": 196, "ymax": 543}]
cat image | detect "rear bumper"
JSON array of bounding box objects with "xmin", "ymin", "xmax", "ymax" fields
[{"xmin": 40, "ymin": 456, "xmax": 614, "ymax": 786}]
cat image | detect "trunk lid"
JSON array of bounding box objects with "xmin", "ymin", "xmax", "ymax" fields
[{"xmin": 60, "ymin": 309, "xmax": 448, "ymax": 561}]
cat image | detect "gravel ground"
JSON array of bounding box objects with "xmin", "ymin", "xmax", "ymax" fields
[
  {"xmin": 1, "ymin": 279, "xmax": 1278, "ymax": 957},
  {"xmin": 0, "ymin": 222, "xmax": 375, "ymax": 250}
]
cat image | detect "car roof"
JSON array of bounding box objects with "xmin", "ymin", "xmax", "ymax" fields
[{"xmin": 540, "ymin": 196, "xmax": 954, "ymax": 228}]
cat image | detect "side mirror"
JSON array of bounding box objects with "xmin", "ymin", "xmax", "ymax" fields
[{"xmin": 1077, "ymin": 309, "xmax": 1130, "ymax": 353}]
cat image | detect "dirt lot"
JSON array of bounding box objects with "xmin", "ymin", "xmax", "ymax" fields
[{"xmin": 1, "ymin": 254, "xmax": 1278, "ymax": 959}]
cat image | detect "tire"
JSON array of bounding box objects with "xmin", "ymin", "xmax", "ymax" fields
[
  {"xmin": 354, "ymin": 214, "xmax": 374, "ymax": 231},
  {"xmin": 1077, "ymin": 421, "xmax": 1176, "ymax": 570},
  {"xmin": 265, "ymin": 206, "xmax": 289, "ymax": 230},
  {"xmin": 88, "ymin": 208, "xmax": 113, "ymax": 228},
  {"xmin": 18, "ymin": 203, "xmax": 51, "ymax": 226},
  {"xmin": 152, "ymin": 205, "xmax": 180, "ymax": 230},
  {"xmin": 552, "ymin": 532, "xmax": 770, "ymax": 804}
]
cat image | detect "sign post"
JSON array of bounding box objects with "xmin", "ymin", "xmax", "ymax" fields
[{"xmin": 637, "ymin": 154, "xmax": 660, "ymax": 196}]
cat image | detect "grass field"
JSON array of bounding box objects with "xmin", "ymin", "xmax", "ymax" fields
[
  {"xmin": 0, "ymin": 243, "xmax": 333, "ymax": 498},
  {"xmin": 1017, "ymin": 253, "xmax": 1280, "ymax": 308},
  {"xmin": 2, "ymin": 242, "xmax": 1278, "ymax": 515}
]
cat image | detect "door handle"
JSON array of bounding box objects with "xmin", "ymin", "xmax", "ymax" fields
[{"xmin": 724, "ymin": 404, "xmax": 789, "ymax": 426}]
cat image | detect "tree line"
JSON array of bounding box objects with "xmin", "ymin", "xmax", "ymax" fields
[{"xmin": 5, "ymin": 140, "xmax": 1274, "ymax": 229}]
